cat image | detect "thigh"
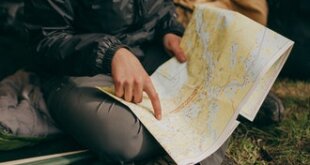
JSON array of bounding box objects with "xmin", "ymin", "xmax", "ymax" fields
[{"xmin": 46, "ymin": 75, "xmax": 164, "ymax": 164}]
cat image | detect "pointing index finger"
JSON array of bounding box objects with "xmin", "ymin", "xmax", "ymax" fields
[{"xmin": 144, "ymin": 81, "xmax": 162, "ymax": 120}]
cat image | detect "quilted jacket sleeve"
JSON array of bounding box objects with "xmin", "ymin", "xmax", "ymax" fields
[
  {"xmin": 24, "ymin": 0, "xmax": 125, "ymax": 75},
  {"xmin": 156, "ymin": 0, "xmax": 185, "ymax": 38}
]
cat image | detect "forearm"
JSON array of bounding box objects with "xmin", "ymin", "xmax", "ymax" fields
[{"xmin": 33, "ymin": 31, "xmax": 125, "ymax": 76}]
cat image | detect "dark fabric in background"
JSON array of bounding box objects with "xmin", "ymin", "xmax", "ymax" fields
[
  {"xmin": 0, "ymin": 1, "xmax": 31, "ymax": 80},
  {"xmin": 268, "ymin": 0, "xmax": 310, "ymax": 79},
  {"xmin": 0, "ymin": 0, "xmax": 309, "ymax": 80}
]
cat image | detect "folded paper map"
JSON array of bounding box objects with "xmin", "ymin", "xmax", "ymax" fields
[{"xmin": 98, "ymin": 5, "xmax": 294, "ymax": 165}]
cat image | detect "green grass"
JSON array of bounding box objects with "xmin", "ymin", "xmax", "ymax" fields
[{"xmin": 226, "ymin": 79, "xmax": 310, "ymax": 165}]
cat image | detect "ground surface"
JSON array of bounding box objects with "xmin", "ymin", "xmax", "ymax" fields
[{"xmin": 225, "ymin": 79, "xmax": 310, "ymax": 165}]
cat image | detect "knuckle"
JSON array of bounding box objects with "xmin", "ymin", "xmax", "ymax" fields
[
  {"xmin": 168, "ymin": 42, "xmax": 173, "ymax": 48},
  {"xmin": 150, "ymin": 92, "xmax": 159, "ymax": 99},
  {"xmin": 144, "ymin": 77, "xmax": 152, "ymax": 84},
  {"xmin": 115, "ymin": 90, "xmax": 123, "ymax": 97},
  {"xmin": 175, "ymin": 49, "xmax": 182, "ymax": 55},
  {"xmin": 114, "ymin": 79, "xmax": 124, "ymax": 86},
  {"xmin": 124, "ymin": 97, "xmax": 130, "ymax": 102},
  {"xmin": 115, "ymin": 93, "xmax": 122, "ymax": 98},
  {"xmin": 124, "ymin": 94, "xmax": 132, "ymax": 102},
  {"xmin": 137, "ymin": 97, "xmax": 143, "ymax": 103},
  {"xmin": 154, "ymin": 92, "xmax": 159, "ymax": 98},
  {"xmin": 124, "ymin": 79, "xmax": 133, "ymax": 86},
  {"xmin": 134, "ymin": 95, "xmax": 142, "ymax": 104},
  {"xmin": 171, "ymin": 41, "xmax": 178, "ymax": 48},
  {"xmin": 133, "ymin": 99, "xmax": 139, "ymax": 104},
  {"xmin": 133, "ymin": 77, "xmax": 143, "ymax": 86}
]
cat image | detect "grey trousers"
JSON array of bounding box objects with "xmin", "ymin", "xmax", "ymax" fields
[{"xmin": 44, "ymin": 44, "xmax": 228, "ymax": 164}]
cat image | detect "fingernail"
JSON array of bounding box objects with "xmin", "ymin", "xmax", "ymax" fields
[{"xmin": 156, "ymin": 114, "xmax": 162, "ymax": 120}]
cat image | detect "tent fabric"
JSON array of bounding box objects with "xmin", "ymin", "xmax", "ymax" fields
[{"xmin": 0, "ymin": 70, "xmax": 61, "ymax": 151}]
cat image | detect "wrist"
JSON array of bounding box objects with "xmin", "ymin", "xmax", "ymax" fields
[
  {"xmin": 114, "ymin": 48, "xmax": 129, "ymax": 57},
  {"xmin": 103, "ymin": 44, "xmax": 128, "ymax": 74}
]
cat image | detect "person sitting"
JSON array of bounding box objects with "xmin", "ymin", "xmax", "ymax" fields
[{"xmin": 24, "ymin": 0, "xmax": 228, "ymax": 164}]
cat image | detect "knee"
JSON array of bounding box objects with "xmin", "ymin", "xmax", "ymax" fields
[
  {"xmin": 47, "ymin": 86, "xmax": 147, "ymax": 163},
  {"xmin": 96, "ymin": 122, "xmax": 144, "ymax": 163},
  {"xmin": 95, "ymin": 100, "xmax": 145, "ymax": 163},
  {"xmin": 97, "ymin": 138, "xmax": 142, "ymax": 163}
]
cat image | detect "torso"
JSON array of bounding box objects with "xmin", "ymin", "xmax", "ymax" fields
[{"xmin": 73, "ymin": 0, "xmax": 165, "ymax": 35}]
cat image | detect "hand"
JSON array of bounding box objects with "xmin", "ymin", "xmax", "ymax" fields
[
  {"xmin": 163, "ymin": 33, "xmax": 187, "ymax": 63},
  {"xmin": 111, "ymin": 48, "xmax": 162, "ymax": 120}
]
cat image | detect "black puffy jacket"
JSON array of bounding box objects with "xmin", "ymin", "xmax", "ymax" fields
[{"xmin": 24, "ymin": 0, "xmax": 184, "ymax": 76}]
